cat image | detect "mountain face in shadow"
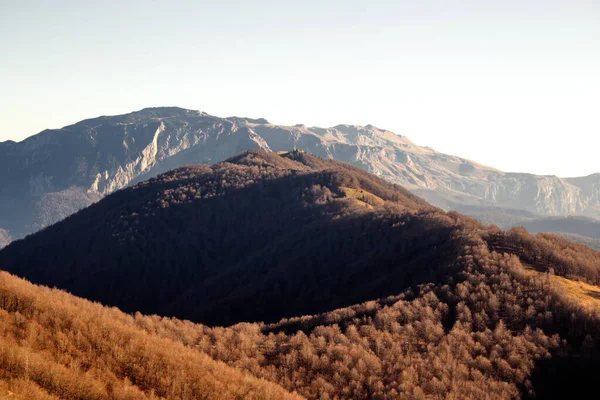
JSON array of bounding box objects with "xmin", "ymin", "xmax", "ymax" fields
[
  {"xmin": 2, "ymin": 107, "xmax": 599, "ymax": 246},
  {"xmin": 0, "ymin": 150, "xmax": 459, "ymax": 325}
]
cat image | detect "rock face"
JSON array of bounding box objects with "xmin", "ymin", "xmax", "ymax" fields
[
  {"xmin": 0, "ymin": 229, "xmax": 11, "ymax": 249},
  {"xmin": 1, "ymin": 106, "xmax": 599, "ymax": 240}
]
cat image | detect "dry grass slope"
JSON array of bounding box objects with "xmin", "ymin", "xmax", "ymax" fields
[
  {"xmin": 521, "ymin": 266, "xmax": 600, "ymax": 312},
  {"xmin": 340, "ymin": 187, "xmax": 385, "ymax": 209}
]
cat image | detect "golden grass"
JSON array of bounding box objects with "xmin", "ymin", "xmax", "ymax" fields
[
  {"xmin": 340, "ymin": 187, "xmax": 385, "ymax": 209},
  {"xmin": 522, "ymin": 266, "xmax": 600, "ymax": 311}
]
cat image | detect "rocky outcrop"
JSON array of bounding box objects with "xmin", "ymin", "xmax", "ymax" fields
[
  {"xmin": 0, "ymin": 229, "xmax": 10, "ymax": 249},
  {"xmin": 1, "ymin": 106, "xmax": 598, "ymax": 240}
]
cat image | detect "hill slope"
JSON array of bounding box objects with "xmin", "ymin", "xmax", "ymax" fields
[
  {"xmin": 0, "ymin": 270, "xmax": 301, "ymax": 400},
  {"xmin": 1, "ymin": 107, "xmax": 599, "ymax": 243},
  {"xmin": 2, "ymin": 230, "xmax": 599, "ymax": 399},
  {"xmin": 0, "ymin": 150, "xmax": 451, "ymax": 325},
  {"xmin": 2, "ymin": 220, "xmax": 600, "ymax": 399},
  {"xmin": 2, "ymin": 151, "xmax": 600, "ymax": 399}
]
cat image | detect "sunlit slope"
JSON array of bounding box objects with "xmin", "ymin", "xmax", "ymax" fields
[{"xmin": 0, "ymin": 271, "xmax": 302, "ymax": 400}]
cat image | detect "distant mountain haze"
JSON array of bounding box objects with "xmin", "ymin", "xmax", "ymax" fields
[
  {"xmin": 449, "ymin": 205, "xmax": 600, "ymax": 249},
  {"xmin": 1, "ymin": 107, "xmax": 598, "ymax": 246}
]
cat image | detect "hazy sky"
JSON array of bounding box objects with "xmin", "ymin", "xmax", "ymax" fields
[{"xmin": 1, "ymin": 0, "xmax": 598, "ymax": 177}]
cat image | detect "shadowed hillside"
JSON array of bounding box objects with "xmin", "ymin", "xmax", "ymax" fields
[
  {"xmin": 0, "ymin": 151, "xmax": 454, "ymax": 326},
  {"xmin": 2, "ymin": 227, "xmax": 600, "ymax": 399},
  {"xmin": 2, "ymin": 151, "xmax": 600, "ymax": 399}
]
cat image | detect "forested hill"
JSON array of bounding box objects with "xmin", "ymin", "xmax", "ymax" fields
[
  {"xmin": 1, "ymin": 228, "xmax": 599, "ymax": 400},
  {"xmin": 0, "ymin": 150, "xmax": 445, "ymax": 325},
  {"xmin": 2, "ymin": 150, "xmax": 600, "ymax": 398},
  {"xmin": 0, "ymin": 270, "xmax": 302, "ymax": 400},
  {"xmin": 2, "ymin": 149, "xmax": 600, "ymax": 326}
]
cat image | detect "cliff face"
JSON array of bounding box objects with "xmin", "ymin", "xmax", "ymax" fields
[
  {"xmin": 1, "ymin": 106, "xmax": 598, "ymax": 241},
  {"xmin": 0, "ymin": 229, "xmax": 10, "ymax": 249}
]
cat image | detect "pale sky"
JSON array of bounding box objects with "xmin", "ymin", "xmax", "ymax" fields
[{"xmin": 1, "ymin": 0, "xmax": 599, "ymax": 177}]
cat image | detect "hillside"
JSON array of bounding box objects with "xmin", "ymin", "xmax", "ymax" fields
[
  {"xmin": 1, "ymin": 151, "xmax": 600, "ymax": 398},
  {"xmin": 1, "ymin": 107, "xmax": 599, "ymax": 243},
  {"xmin": 1, "ymin": 234, "xmax": 599, "ymax": 400},
  {"xmin": 0, "ymin": 150, "xmax": 446, "ymax": 325},
  {"xmin": 0, "ymin": 270, "xmax": 301, "ymax": 400}
]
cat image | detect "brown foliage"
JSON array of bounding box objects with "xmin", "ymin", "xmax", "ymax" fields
[
  {"xmin": 487, "ymin": 227, "xmax": 600, "ymax": 284},
  {"xmin": 130, "ymin": 232, "xmax": 599, "ymax": 399},
  {"xmin": 0, "ymin": 272, "xmax": 301, "ymax": 400}
]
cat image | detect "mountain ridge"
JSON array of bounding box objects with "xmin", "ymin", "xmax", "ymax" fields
[
  {"xmin": 1, "ymin": 107, "xmax": 598, "ymax": 245},
  {"xmin": 0, "ymin": 150, "xmax": 445, "ymax": 325}
]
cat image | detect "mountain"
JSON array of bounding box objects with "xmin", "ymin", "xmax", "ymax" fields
[
  {"xmin": 0, "ymin": 150, "xmax": 445, "ymax": 325},
  {"xmin": 1, "ymin": 150, "xmax": 600, "ymax": 399},
  {"xmin": 413, "ymin": 173, "xmax": 600, "ymax": 218},
  {"xmin": 1, "ymin": 106, "xmax": 599, "ymax": 245}
]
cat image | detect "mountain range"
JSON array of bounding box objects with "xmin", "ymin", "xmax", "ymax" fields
[
  {"xmin": 1, "ymin": 150, "xmax": 599, "ymax": 399},
  {"xmin": 1, "ymin": 106, "xmax": 598, "ymax": 246}
]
